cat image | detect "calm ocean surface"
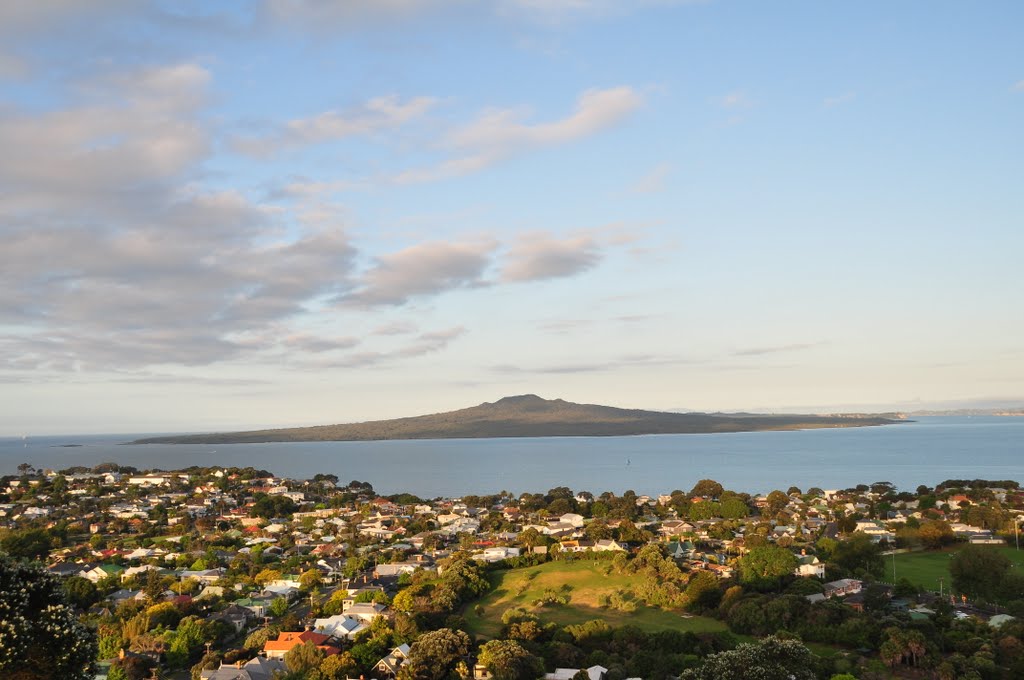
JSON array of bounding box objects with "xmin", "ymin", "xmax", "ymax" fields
[{"xmin": 1, "ymin": 417, "xmax": 1021, "ymax": 498}]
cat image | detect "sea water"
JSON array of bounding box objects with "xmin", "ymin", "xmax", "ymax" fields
[{"xmin": 1, "ymin": 417, "xmax": 1021, "ymax": 498}]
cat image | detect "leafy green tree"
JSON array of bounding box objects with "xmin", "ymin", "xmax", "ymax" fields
[
  {"xmin": 285, "ymin": 640, "xmax": 325, "ymax": 674},
  {"xmin": 0, "ymin": 555, "xmax": 97, "ymax": 679},
  {"xmin": 320, "ymin": 651, "xmax": 360, "ymax": 680},
  {"xmin": 690, "ymin": 479, "xmax": 724, "ymax": 498},
  {"xmin": 684, "ymin": 571, "xmax": 722, "ymax": 611},
  {"xmin": 0, "ymin": 528, "xmax": 53, "ymax": 560},
  {"xmin": 167, "ymin": 616, "xmax": 207, "ymax": 668},
  {"xmin": 299, "ymin": 569, "xmax": 323, "ymax": 591},
  {"xmin": 244, "ymin": 627, "xmax": 274, "ymax": 650},
  {"xmin": 63, "ymin": 575, "xmax": 99, "ymax": 610},
  {"xmin": 918, "ymin": 519, "xmax": 955, "ymax": 549},
  {"xmin": 400, "ymin": 628, "xmax": 471, "ymax": 680},
  {"xmin": 951, "ymin": 545, "xmax": 1011, "ymax": 601},
  {"xmin": 251, "ymin": 494, "xmax": 298, "ymax": 519},
  {"xmin": 270, "ymin": 596, "xmax": 290, "ymax": 618},
  {"xmin": 831, "ymin": 532, "xmax": 883, "ymax": 578},
  {"xmin": 765, "ymin": 490, "xmax": 790, "ymax": 517},
  {"xmin": 680, "ymin": 635, "xmax": 817, "ymax": 680},
  {"xmin": 739, "ymin": 546, "xmax": 798, "ymax": 585},
  {"xmin": 477, "ymin": 639, "xmax": 544, "ymax": 680}
]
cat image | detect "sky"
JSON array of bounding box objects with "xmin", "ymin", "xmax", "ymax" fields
[{"xmin": 1, "ymin": 0, "xmax": 1022, "ymax": 435}]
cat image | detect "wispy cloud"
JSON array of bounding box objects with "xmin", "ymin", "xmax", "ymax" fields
[
  {"xmin": 318, "ymin": 326, "xmax": 466, "ymax": 368},
  {"xmin": 1012, "ymin": 80, "xmax": 1024, "ymax": 92},
  {"xmin": 492, "ymin": 353, "xmax": 691, "ymax": 374},
  {"xmin": 732, "ymin": 342, "xmax": 827, "ymax": 357},
  {"xmin": 261, "ymin": 0, "xmax": 469, "ymax": 28},
  {"xmin": 372, "ymin": 321, "xmax": 419, "ymax": 336},
  {"xmin": 717, "ymin": 91, "xmax": 751, "ymax": 109},
  {"xmin": 628, "ymin": 161, "xmax": 672, "ymax": 194},
  {"xmin": 395, "ymin": 86, "xmax": 643, "ymax": 183},
  {"xmin": 233, "ymin": 95, "xmax": 437, "ymax": 157}
]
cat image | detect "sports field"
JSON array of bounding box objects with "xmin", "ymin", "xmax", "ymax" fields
[
  {"xmin": 889, "ymin": 545, "xmax": 1024, "ymax": 591},
  {"xmin": 462, "ymin": 560, "xmax": 728, "ymax": 638}
]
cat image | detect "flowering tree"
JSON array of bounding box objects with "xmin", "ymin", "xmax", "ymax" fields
[
  {"xmin": 680, "ymin": 635, "xmax": 818, "ymax": 680},
  {"xmin": 0, "ymin": 555, "xmax": 97, "ymax": 680}
]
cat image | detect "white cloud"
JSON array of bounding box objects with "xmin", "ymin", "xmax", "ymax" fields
[
  {"xmin": 0, "ymin": 61, "xmax": 360, "ymax": 372},
  {"xmin": 233, "ymin": 95, "xmax": 437, "ymax": 157},
  {"xmin": 345, "ymin": 240, "xmax": 498, "ymax": 306},
  {"xmin": 395, "ymin": 86, "xmax": 643, "ymax": 183},
  {"xmin": 0, "ymin": 63, "xmax": 211, "ymax": 215},
  {"xmin": 501, "ymin": 232, "xmax": 602, "ymax": 282},
  {"xmin": 1012, "ymin": 80, "xmax": 1024, "ymax": 92}
]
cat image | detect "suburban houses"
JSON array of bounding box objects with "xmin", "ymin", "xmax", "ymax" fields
[{"xmin": 1, "ymin": 464, "xmax": 1022, "ymax": 680}]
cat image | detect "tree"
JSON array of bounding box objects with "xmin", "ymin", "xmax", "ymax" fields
[
  {"xmin": 680, "ymin": 635, "xmax": 817, "ymax": 680},
  {"xmin": 167, "ymin": 616, "xmax": 206, "ymax": 668},
  {"xmin": 0, "ymin": 555, "xmax": 97, "ymax": 679},
  {"xmin": 63, "ymin": 575, "xmax": 99, "ymax": 610},
  {"xmin": 951, "ymin": 545, "xmax": 1011, "ymax": 601},
  {"xmin": 831, "ymin": 532, "xmax": 883, "ymax": 578},
  {"xmin": 244, "ymin": 627, "xmax": 274, "ymax": 650},
  {"xmin": 285, "ymin": 640, "xmax": 325, "ymax": 674},
  {"xmin": 739, "ymin": 546, "xmax": 798, "ymax": 585},
  {"xmin": 400, "ymin": 628, "xmax": 471, "ymax": 680},
  {"xmin": 270, "ymin": 596, "xmax": 290, "ymax": 618},
  {"xmin": 690, "ymin": 479, "xmax": 724, "ymax": 498},
  {"xmin": 765, "ymin": 490, "xmax": 790, "ymax": 517},
  {"xmin": 918, "ymin": 519, "xmax": 955, "ymax": 549},
  {"xmin": 254, "ymin": 568, "xmax": 283, "ymax": 587},
  {"xmin": 518, "ymin": 527, "xmax": 542, "ymax": 550},
  {"xmin": 320, "ymin": 651, "xmax": 360, "ymax": 680},
  {"xmin": 0, "ymin": 528, "xmax": 53, "ymax": 560},
  {"xmin": 684, "ymin": 570, "xmax": 722, "ymax": 611},
  {"xmin": 299, "ymin": 569, "xmax": 323, "ymax": 591},
  {"xmin": 477, "ymin": 639, "xmax": 544, "ymax": 680}
]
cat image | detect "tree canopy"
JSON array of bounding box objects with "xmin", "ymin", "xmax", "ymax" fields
[
  {"xmin": 0, "ymin": 555, "xmax": 97, "ymax": 680},
  {"xmin": 680, "ymin": 635, "xmax": 818, "ymax": 680}
]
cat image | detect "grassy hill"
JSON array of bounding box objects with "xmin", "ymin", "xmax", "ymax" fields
[
  {"xmin": 462, "ymin": 560, "xmax": 728, "ymax": 638},
  {"xmin": 132, "ymin": 394, "xmax": 904, "ymax": 444}
]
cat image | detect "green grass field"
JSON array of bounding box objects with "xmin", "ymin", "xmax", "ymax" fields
[
  {"xmin": 462, "ymin": 560, "xmax": 728, "ymax": 639},
  {"xmin": 889, "ymin": 545, "xmax": 1024, "ymax": 591}
]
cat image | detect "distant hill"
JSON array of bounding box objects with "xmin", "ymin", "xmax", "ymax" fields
[{"xmin": 131, "ymin": 395, "xmax": 905, "ymax": 444}]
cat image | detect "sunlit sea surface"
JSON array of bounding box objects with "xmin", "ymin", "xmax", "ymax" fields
[{"xmin": 1, "ymin": 417, "xmax": 1021, "ymax": 497}]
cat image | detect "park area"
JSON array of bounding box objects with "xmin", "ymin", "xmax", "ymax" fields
[
  {"xmin": 890, "ymin": 544, "xmax": 1024, "ymax": 592},
  {"xmin": 462, "ymin": 559, "xmax": 728, "ymax": 639}
]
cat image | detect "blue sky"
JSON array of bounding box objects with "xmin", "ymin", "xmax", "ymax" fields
[{"xmin": 1, "ymin": 1, "xmax": 1022, "ymax": 435}]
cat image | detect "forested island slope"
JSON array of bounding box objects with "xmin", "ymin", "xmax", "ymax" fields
[{"xmin": 132, "ymin": 395, "xmax": 904, "ymax": 444}]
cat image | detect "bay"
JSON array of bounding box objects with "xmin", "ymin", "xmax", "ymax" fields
[{"xmin": 1, "ymin": 416, "xmax": 1021, "ymax": 497}]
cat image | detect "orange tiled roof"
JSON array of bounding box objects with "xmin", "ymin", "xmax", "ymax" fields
[{"xmin": 264, "ymin": 630, "xmax": 340, "ymax": 655}]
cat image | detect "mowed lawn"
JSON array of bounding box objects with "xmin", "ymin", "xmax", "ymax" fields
[
  {"xmin": 891, "ymin": 545, "xmax": 1024, "ymax": 591},
  {"xmin": 462, "ymin": 560, "xmax": 727, "ymax": 639}
]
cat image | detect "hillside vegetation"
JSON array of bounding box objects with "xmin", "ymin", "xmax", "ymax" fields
[
  {"xmin": 133, "ymin": 394, "xmax": 903, "ymax": 444},
  {"xmin": 462, "ymin": 560, "xmax": 728, "ymax": 638}
]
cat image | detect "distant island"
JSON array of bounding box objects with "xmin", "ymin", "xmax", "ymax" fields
[{"xmin": 131, "ymin": 394, "xmax": 906, "ymax": 444}]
